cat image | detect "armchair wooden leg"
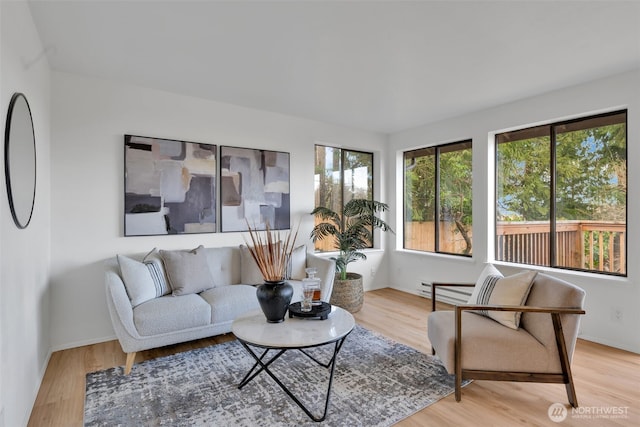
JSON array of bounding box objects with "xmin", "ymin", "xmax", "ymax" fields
[
  {"xmin": 455, "ymin": 374, "xmax": 462, "ymax": 402},
  {"xmin": 551, "ymin": 313, "xmax": 579, "ymax": 407},
  {"xmin": 565, "ymin": 382, "xmax": 578, "ymax": 408},
  {"xmin": 124, "ymin": 352, "xmax": 136, "ymax": 375}
]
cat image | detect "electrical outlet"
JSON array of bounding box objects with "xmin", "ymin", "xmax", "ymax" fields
[
  {"xmin": 611, "ymin": 307, "xmax": 623, "ymax": 323},
  {"xmin": 370, "ymin": 268, "xmax": 376, "ymax": 277}
]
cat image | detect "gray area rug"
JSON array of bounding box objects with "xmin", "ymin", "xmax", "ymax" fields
[{"xmin": 85, "ymin": 325, "xmax": 466, "ymax": 426}]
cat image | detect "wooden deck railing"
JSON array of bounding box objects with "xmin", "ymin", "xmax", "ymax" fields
[
  {"xmin": 316, "ymin": 218, "xmax": 626, "ymax": 274},
  {"xmin": 496, "ymin": 220, "xmax": 626, "ymax": 274}
]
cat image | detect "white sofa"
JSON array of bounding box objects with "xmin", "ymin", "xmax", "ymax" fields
[{"xmin": 105, "ymin": 245, "xmax": 335, "ymax": 374}]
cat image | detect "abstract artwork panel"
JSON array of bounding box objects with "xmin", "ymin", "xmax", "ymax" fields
[
  {"xmin": 220, "ymin": 146, "xmax": 290, "ymax": 232},
  {"xmin": 124, "ymin": 135, "xmax": 216, "ymax": 236}
]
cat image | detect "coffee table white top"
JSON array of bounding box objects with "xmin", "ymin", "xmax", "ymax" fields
[{"xmin": 232, "ymin": 306, "xmax": 355, "ymax": 348}]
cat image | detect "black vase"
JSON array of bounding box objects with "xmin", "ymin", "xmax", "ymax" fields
[{"xmin": 256, "ymin": 280, "xmax": 294, "ymax": 323}]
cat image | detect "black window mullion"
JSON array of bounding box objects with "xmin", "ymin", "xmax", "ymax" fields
[
  {"xmin": 340, "ymin": 149, "xmax": 346, "ymax": 232},
  {"xmin": 434, "ymin": 148, "xmax": 441, "ymax": 252},
  {"xmin": 494, "ymin": 142, "xmax": 499, "ymax": 262},
  {"xmin": 549, "ymin": 126, "xmax": 557, "ymax": 268}
]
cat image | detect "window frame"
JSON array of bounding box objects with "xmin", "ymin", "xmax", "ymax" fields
[
  {"xmin": 314, "ymin": 144, "xmax": 375, "ymax": 251},
  {"xmin": 403, "ymin": 139, "xmax": 473, "ymax": 257},
  {"xmin": 494, "ymin": 110, "xmax": 628, "ymax": 277}
]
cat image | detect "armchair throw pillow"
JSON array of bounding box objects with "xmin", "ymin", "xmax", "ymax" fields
[
  {"xmin": 468, "ymin": 264, "xmax": 504, "ymax": 300},
  {"xmin": 468, "ymin": 269, "xmax": 537, "ymax": 330}
]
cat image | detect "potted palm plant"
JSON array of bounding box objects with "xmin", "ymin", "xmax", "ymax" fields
[{"xmin": 310, "ymin": 199, "xmax": 393, "ymax": 313}]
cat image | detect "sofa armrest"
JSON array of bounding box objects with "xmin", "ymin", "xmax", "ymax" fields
[
  {"xmin": 431, "ymin": 282, "xmax": 475, "ymax": 312},
  {"xmin": 104, "ymin": 259, "xmax": 142, "ymax": 351},
  {"xmin": 306, "ymin": 253, "xmax": 336, "ymax": 302}
]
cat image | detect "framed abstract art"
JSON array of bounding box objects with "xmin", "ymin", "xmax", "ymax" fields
[
  {"xmin": 124, "ymin": 135, "xmax": 217, "ymax": 236},
  {"xmin": 220, "ymin": 146, "xmax": 290, "ymax": 232}
]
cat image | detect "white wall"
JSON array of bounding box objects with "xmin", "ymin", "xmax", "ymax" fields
[
  {"xmin": 0, "ymin": 1, "xmax": 51, "ymax": 426},
  {"xmin": 388, "ymin": 70, "xmax": 640, "ymax": 353},
  {"xmin": 49, "ymin": 71, "xmax": 390, "ymax": 350}
]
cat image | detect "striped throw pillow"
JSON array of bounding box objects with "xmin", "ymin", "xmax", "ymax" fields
[
  {"xmin": 143, "ymin": 248, "xmax": 171, "ymax": 296},
  {"xmin": 468, "ymin": 270, "xmax": 537, "ymax": 330}
]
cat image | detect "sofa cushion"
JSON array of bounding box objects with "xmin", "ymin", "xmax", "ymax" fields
[
  {"xmin": 239, "ymin": 244, "xmax": 265, "ymax": 285},
  {"xmin": 133, "ymin": 294, "xmax": 211, "ymax": 336},
  {"xmin": 202, "ymin": 247, "xmax": 238, "ymax": 287},
  {"xmin": 117, "ymin": 255, "xmax": 159, "ymax": 307},
  {"xmin": 428, "ymin": 310, "xmax": 553, "ymax": 375},
  {"xmin": 468, "ymin": 270, "xmax": 537, "ymax": 329},
  {"xmin": 160, "ymin": 246, "xmax": 215, "ymax": 296},
  {"xmin": 200, "ymin": 285, "xmax": 260, "ymax": 324}
]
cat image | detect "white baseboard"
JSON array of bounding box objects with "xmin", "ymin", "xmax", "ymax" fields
[
  {"xmin": 577, "ymin": 334, "xmax": 640, "ymax": 354},
  {"xmin": 51, "ymin": 334, "xmax": 117, "ymax": 352},
  {"xmin": 23, "ymin": 348, "xmax": 52, "ymax": 427}
]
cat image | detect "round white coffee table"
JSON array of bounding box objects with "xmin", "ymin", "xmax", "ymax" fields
[{"xmin": 232, "ymin": 306, "xmax": 355, "ymax": 422}]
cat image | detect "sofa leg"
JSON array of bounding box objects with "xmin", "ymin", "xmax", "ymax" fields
[{"xmin": 125, "ymin": 352, "xmax": 136, "ymax": 375}]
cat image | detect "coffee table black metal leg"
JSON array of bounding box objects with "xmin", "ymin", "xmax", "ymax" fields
[
  {"xmin": 238, "ymin": 348, "xmax": 269, "ymax": 388},
  {"xmin": 237, "ymin": 336, "xmax": 348, "ymax": 422},
  {"xmin": 299, "ymin": 335, "xmax": 347, "ymax": 369},
  {"xmin": 238, "ymin": 346, "xmax": 286, "ymax": 389}
]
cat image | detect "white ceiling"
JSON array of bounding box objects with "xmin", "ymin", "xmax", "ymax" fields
[{"xmin": 28, "ymin": 1, "xmax": 640, "ymax": 134}]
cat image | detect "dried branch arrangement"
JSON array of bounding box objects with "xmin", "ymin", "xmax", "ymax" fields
[{"xmin": 244, "ymin": 221, "xmax": 299, "ymax": 281}]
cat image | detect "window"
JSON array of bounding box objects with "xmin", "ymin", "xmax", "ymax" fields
[
  {"xmin": 314, "ymin": 145, "xmax": 373, "ymax": 251},
  {"xmin": 496, "ymin": 110, "xmax": 627, "ymax": 276},
  {"xmin": 403, "ymin": 140, "xmax": 473, "ymax": 256}
]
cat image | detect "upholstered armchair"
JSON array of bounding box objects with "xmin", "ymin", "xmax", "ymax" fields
[{"xmin": 427, "ymin": 267, "xmax": 586, "ymax": 407}]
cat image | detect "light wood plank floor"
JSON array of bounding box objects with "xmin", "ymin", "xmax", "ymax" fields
[{"xmin": 29, "ymin": 288, "xmax": 639, "ymax": 426}]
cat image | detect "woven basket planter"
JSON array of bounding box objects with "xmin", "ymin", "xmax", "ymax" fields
[{"xmin": 330, "ymin": 272, "xmax": 364, "ymax": 313}]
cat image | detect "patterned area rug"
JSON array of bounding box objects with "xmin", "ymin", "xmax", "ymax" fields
[{"xmin": 85, "ymin": 325, "xmax": 466, "ymax": 426}]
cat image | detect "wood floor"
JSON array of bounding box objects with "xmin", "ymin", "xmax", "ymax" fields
[{"xmin": 29, "ymin": 288, "xmax": 639, "ymax": 426}]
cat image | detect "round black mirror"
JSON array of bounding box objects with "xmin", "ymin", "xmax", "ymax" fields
[{"xmin": 4, "ymin": 92, "xmax": 36, "ymax": 229}]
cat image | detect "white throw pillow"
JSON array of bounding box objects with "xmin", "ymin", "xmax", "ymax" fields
[
  {"xmin": 239, "ymin": 244, "xmax": 266, "ymax": 285},
  {"xmin": 468, "ymin": 270, "xmax": 538, "ymax": 330},
  {"xmin": 117, "ymin": 255, "xmax": 158, "ymax": 307},
  {"xmin": 467, "ymin": 264, "xmax": 504, "ymax": 304},
  {"xmin": 287, "ymin": 245, "xmax": 307, "ymax": 280}
]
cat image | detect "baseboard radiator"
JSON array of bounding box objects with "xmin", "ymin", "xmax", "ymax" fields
[{"xmin": 417, "ymin": 282, "xmax": 473, "ymax": 306}]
